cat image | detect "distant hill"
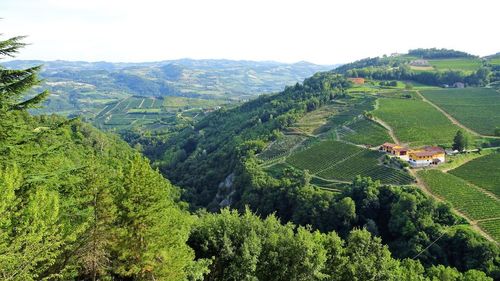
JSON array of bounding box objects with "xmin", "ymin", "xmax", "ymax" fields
[{"xmin": 4, "ymin": 59, "xmax": 334, "ymax": 108}]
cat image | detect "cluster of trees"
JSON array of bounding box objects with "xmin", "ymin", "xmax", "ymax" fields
[
  {"xmin": 408, "ymin": 48, "xmax": 476, "ymax": 59},
  {"xmin": 189, "ymin": 209, "xmax": 493, "ymax": 281},
  {"xmin": 343, "ymin": 65, "xmax": 492, "ymax": 87},
  {"xmin": 232, "ymin": 153, "xmax": 499, "ymax": 278},
  {"xmin": 0, "ymin": 35, "xmax": 205, "ymax": 280}
]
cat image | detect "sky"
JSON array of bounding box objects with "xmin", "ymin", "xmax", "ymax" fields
[{"xmin": 1, "ymin": 0, "xmax": 499, "ymax": 65}]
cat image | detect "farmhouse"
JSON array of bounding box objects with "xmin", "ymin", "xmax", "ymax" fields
[
  {"xmin": 380, "ymin": 143, "xmax": 445, "ymax": 167},
  {"xmin": 347, "ymin": 77, "xmax": 365, "ymax": 85},
  {"xmin": 380, "ymin": 143, "xmax": 410, "ymax": 160},
  {"xmin": 408, "ymin": 146, "xmax": 445, "ymax": 168}
]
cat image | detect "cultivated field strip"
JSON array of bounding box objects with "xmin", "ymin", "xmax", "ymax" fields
[
  {"xmin": 449, "ymin": 153, "xmax": 500, "ymax": 197},
  {"xmin": 372, "ymin": 96, "xmax": 460, "ymax": 146},
  {"xmin": 418, "ymin": 170, "xmax": 500, "ymax": 221},
  {"xmin": 478, "ymin": 218, "xmax": 500, "ymax": 242},
  {"xmin": 286, "ymin": 140, "xmax": 364, "ymax": 174},
  {"xmin": 421, "ymin": 88, "xmax": 500, "ymax": 136},
  {"xmin": 286, "ymin": 140, "xmax": 414, "ymax": 185}
]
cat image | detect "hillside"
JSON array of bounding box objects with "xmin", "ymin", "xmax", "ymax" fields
[
  {"xmin": 333, "ymin": 48, "xmax": 500, "ymax": 87},
  {"xmin": 4, "ymin": 35, "xmax": 500, "ymax": 280},
  {"xmin": 4, "ymin": 59, "xmax": 333, "ymax": 115}
]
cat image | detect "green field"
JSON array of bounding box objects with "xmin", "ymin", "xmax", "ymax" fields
[
  {"xmin": 373, "ymin": 96, "xmax": 460, "ymax": 146},
  {"xmin": 428, "ymin": 58, "xmax": 483, "ymax": 72},
  {"xmin": 317, "ymin": 150, "xmax": 414, "ymax": 185},
  {"xmin": 449, "ymin": 153, "xmax": 500, "ymax": 197},
  {"xmin": 287, "ymin": 140, "xmax": 363, "ymax": 174},
  {"xmin": 420, "ymin": 88, "xmax": 500, "ymax": 135},
  {"xmin": 286, "ymin": 140, "xmax": 413, "ymax": 185},
  {"xmin": 478, "ymin": 219, "xmax": 500, "ymax": 242},
  {"xmin": 339, "ymin": 117, "xmax": 392, "ymax": 147},
  {"xmin": 418, "ymin": 170, "xmax": 500, "ymax": 221}
]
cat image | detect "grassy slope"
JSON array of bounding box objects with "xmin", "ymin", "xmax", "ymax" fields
[
  {"xmin": 420, "ymin": 88, "xmax": 500, "ymax": 135},
  {"xmin": 418, "ymin": 170, "xmax": 500, "ymax": 221},
  {"xmin": 427, "ymin": 58, "xmax": 483, "ymax": 72},
  {"xmin": 449, "ymin": 152, "xmax": 500, "ymax": 197},
  {"xmin": 373, "ymin": 95, "xmax": 460, "ymax": 146}
]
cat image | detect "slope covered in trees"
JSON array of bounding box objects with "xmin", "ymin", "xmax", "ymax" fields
[{"xmin": 2, "ymin": 34, "xmax": 500, "ymax": 280}]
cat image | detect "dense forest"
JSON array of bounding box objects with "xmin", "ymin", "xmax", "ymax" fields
[{"xmin": 1, "ymin": 35, "xmax": 499, "ymax": 280}]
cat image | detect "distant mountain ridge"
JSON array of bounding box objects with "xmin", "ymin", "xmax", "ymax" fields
[{"xmin": 3, "ymin": 58, "xmax": 336, "ymax": 118}]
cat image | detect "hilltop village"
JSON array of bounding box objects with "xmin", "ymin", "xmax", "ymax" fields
[{"xmin": 380, "ymin": 143, "xmax": 446, "ymax": 167}]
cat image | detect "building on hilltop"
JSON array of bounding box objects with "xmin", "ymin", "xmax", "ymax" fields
[{"xmin": 380, "ymin": 143, "xmax": 445, "ymax": 168}]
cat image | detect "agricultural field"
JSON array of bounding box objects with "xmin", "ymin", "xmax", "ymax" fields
[
  {"xmin": 317, "ymin": 150, "xmax": 414, "ymax": 185},
  {"xmin": 258, "ymin": 134, "xmax": 307, "ymax": 161},
  {"xmin": 286, "ymin": 140, "xmax": 413, "ymax": 185},
  {"xmin": 478, "ymin": 219, "xmax": 500, "ymax": 242},
  {"xmin": 339, "ymin": 117, "xmax": 392, "ymax": 147},
  {"xmin": 372, "ymin": 96, "xmax": 461, "ymax": 146},
  {"xmin": 449, "ymin": 152, "xmax": 500, "ymax": 197},
  {"xmin": 418, "ymin": 170, "xmax": 500, "ymax": 221},
  {"xmin": 427, "ymin": 58, "xmax": 483, "ymax": 72},
  {"xmin": 420, "ymin": 88, "xmax": 500, "ymax": 135},
  {"xmin": 286, "ymin": 140, "xmax": 363, "ymax": 174}
]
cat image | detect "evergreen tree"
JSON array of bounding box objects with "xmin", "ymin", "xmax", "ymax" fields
[{"xmin": 452, "ymin": 130, "xmax": 467, "ymax": 152}]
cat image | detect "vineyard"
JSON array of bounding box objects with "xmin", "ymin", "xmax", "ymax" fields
[
  {"xmin": 427, "ymin": 58, "xmax": 483, "ymax": 72},
  {"xmin": 449, "ymin": 152, "xmax": 500, "ymax": 197},
  {"xmin": 286, "ymin": 140, "xmax": 413, "ymax": 185},
  {"xmin": 286, "ymin": 140, "xmax": 364, "ymax": 174},
  {"xmin": 94, "ymin": 96, "xmax": 212, "ymax": 131},
  {"xmin": 258, "ymin": 134, "xmax": 307, "ymax": 161},
  {"xmin": 420, "ymin": 88, "xmax": 500, "ymax": 135},
  {"xmin": 373, "ymin": 96, "xmax": 460, "ymax": 146},
  {"xmin": 317, "ymin": 150, "xmax": 414, "ymax": 185},
  {"xmin": 418, "ymin": 170, "xmax": 500, "ymax": 221},
  {"xmin": 339, "ymin": 117, "xmax": 392, "ymax": 147},
  {"xmin": 478, "ymin": 219, "xmax": 500, "ymax": 242}
]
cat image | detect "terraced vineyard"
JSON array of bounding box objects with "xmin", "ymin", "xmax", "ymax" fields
[
  {"xmin": 478, "ymin": 219, "xmax": 500, "ymax": 242},
  {"xmin": 317, "ymin": 150, "xmax": 414, "ymax": 185},
  {"xmin": 373, "ymin": 96, "xmax": 460, "ymax": 146},
  {"xmin": 418, "ymin": 170, "xmax": 500, "ymax": 220},
  {"xmin": 339, "ymin": 117, "xmax": 392, "ymax": 147},
  {"xmin": 420, "ymin": 88, "xmax": 500, "ymax": 135},
  {"xmin": 258, "ymin": 134, "xmax": 307, "ymax": 161},
  {"xmin": 286, "ymin": 140, "xmax": 363, "ymax": 173},
  {"xmin": 286, "ymin": 140, "xmax": 413, "ymax": 185},
  {"xmin": 449, "ymin": 152, "xmax": 500, "ymax": 197}
]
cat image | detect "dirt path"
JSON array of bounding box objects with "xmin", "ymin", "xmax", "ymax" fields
[
  {"xmin": 415, "ymin": 90, "xmax": 481, "ymax": 136},
  {"xmin": 372, "ymin": 100, "xmax": 497, "ymax": 243},
  {"xmin": 409, "ymin": 169, "xmax": 497, "ymax": 243},
  {"xmin": 372, "ymin": 99, "xmax": 401, "ymax": 144}
]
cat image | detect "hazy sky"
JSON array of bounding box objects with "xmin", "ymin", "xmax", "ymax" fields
[{"xmin": 1, "ymin": 0, "xmax": 499, "ymax": 64}]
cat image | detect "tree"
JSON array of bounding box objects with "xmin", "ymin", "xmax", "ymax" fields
[
  {"xmin": 0, "ymin": 166, "xmax": 63, "ymax": 281},
  {"xmin": 452, "ymin": 130, "xmax": 467, "ymax": 152},
  {"xmin": 114, "ymin": 155, "xmax": 198, "ymax": 280}
]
